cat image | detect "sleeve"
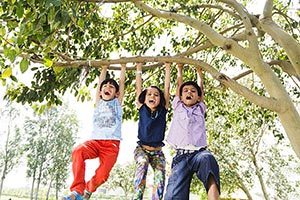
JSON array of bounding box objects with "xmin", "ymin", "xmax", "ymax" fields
[
  {"xmin": 171, "ymin": 96, "xmax": 181, "ymax": 109},
  {"xmin": 199, "ymin": 102, "xmax": 207, "ymax": 114}
]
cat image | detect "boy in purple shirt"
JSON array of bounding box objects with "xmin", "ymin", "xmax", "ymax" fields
[{"xmin": 165, "ymin": 64, "xmax": 220, "ymax": 200}]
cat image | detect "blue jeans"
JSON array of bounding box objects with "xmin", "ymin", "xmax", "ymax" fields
[{"xmin": 164, "ymin": 149, "xmax": 220, "ymax": 200}]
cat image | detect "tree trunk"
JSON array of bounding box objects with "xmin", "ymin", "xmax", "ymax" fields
[
  {"xmin": 35, "ymin": 162, "xmax": 44, "ymax": 200},
  {"xmin": 0, "ymin": 167, "xmax": 6, "ymax": 197},
  {"xmin": 258, "ymin": 10, "xmax": 300, "ymax": 160},
  {"xmin": 46, "ymin": 179, "xmax": 53, "ymax": 200},
  {"xmin": 30, "ymin": 151, "xmax": 39, "ymax": 200},
  {"xmin": 0, "ymin": 150, "xmax": 8, "ymax": 197},
  {"xmin": 0, "ymin": 115, "xmax": 11, "ymax": 197},
  {"xmin": 30, "ymin": 171, "xmax": 36, "ymax": 200},
  {"xmin": 251, "ymin": 150, "xmax": 270, "ymax": 200}
]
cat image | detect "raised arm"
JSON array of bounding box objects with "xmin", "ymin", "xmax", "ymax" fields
[
  {"xmin": 136, "ymin": 62, "xmax": 143, "ymax": 109},
  {"xmin": 164, "ymin": 62, "xmax": 171, "ymax": 109},
  {"xmin": 118, "ymin": 63, "xmax": 126, "ymax": 104},
  {"xmin": 176, "ymin": 63, "xmax": 184, "ymax": 97},
  {"xmin": 196, "ymin": 67, "xmax": 204, "ymax": 102},
  {"xmin": 95, "ymin": 65, "xmax": 108, "ymax": 105}
]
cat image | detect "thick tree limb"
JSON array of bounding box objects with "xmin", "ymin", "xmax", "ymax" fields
[
  {"xmin": 47, "ymin": 55, "xmax": 281, "ymax": 113},
  {"xmin": 260, "ymin": 18, "xmax": 300, "ymax": 77},
  {"xmin": 263, "ymin": 0, "xmax": 273, "ymax": 18},
  {"xmin": 260, "ymin": 0, "xmax": 300, "ymax": 78}
]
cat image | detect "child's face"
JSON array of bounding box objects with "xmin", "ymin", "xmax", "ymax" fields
[
  {"xmin": 180, "ymin": 85, "xmax": 201, "ymax": 107},
  {"xmin": 100, "ymin": 82, "xmax": 118, "ymax": 101},
  {"xmin": 145, "ymin": 87, "xmax": 161, "ymax": 111}
]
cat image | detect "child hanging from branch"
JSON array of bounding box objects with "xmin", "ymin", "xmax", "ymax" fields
[
  {"xmin": 62, "ymin": 64, "xmax": 126, "ymax": 200},
  {"xmin": 165, "ymin": 64, "xmax": 220, "ymax": 200},
  {"xmin": 132, "ymin": 62, "xmax": 171, "ymax": 200}
]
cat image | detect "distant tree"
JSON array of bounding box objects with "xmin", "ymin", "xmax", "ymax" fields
[
  {"xmin": 47, "ymin": 105, "xmax": 78, "ymax": 200},
  {"xmin": 23, "ymin": 104, "xmax": 78, "ymax": 200},
  {"xmin": 0, "ymin": 102, "xmax": 24, "ymax": 197},
  {"xmin": 104, "ymin": 161, "xmax": 136, "ymax": 197}
]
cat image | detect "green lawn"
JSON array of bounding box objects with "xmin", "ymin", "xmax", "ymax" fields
[
  {"xmin": 1, "ymin": 195, "xmax": 29, "ymax": 200},
  {"xmin": 1, "ymin": 194, "xmax": 131, "ymax": 200}
]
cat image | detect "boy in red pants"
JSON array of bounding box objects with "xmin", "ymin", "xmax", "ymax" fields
[{"xmin": 62, "ymin": 64, "xmax": 126, "ymax": 200}]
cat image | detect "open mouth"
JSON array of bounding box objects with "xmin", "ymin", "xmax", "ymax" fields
[
  {"xmin": 186, "ymin": 96, "xmax": 192, "ymax": 100},
  {"xmin": 149, "ymin": 99, "xmax": 155, "ymax": 103},
  {"xmin": 105, "ymin": 91, "xmax": 110, "ymax": 95}
]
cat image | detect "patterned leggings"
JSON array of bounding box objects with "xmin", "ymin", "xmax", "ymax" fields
[{"xmin": 132, "ymin": 145, "xmax": 166, "ymax": 200}]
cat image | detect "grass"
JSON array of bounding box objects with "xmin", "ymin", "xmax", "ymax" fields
[{"xmin": 1, "ymin": 195, "xmax": 29, "ymax": 200}]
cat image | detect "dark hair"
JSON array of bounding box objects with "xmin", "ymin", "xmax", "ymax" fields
[
  {"xmin": 100, "ymin": 78, "xmax": 119, "ymax": 93},
  {"xmin": 138, "ymin": 85, "xmax": 166, "ymax": 107},
  {"xmin": 179, "ymin": 81, "xmax": 202, "ymax": 97}
]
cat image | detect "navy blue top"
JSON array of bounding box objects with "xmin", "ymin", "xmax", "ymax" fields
[{"xmin": 137, "ymin": 104, "xmax": 167, "ymax": 147}]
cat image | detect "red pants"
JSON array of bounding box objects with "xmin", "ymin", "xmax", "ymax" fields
[{"xmin": 70, "ymin": 140, "xmax": 120, "ymax": 194}]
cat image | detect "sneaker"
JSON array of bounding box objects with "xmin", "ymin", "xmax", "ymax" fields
[
  {"xmin": 61, "ymin": 191, "xmax": 83, "ymax": 200},
  {"xmin": 83, "ymin": 190, "xmax": 92, "ymax": 200}
]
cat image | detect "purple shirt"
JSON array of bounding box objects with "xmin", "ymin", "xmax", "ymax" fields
[{"xmin": 167, "ymin": 96, "xmax": 207, "ymax": 148}]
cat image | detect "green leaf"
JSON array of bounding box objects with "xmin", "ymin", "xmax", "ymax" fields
[
  {"xmin": 38, "ymin": 104, "xmax": 47, "ymax": 114},
  {"xmin": 3, "ymin": 47, "xmax": 17, "ymax": 62},
  {"xmin": 60, "ymin": 10, "xmax": 71, "ymax": 26},
  {"xmin": 78, "ymin": 18, "xmax": 84, "ymax": 29},
  {"xmin": 47, "ymin": 7, "xmax": 57, "ymax": 24},
  {"xmin": 11, "ymin": 75, "xmax": 17, "ymax": 82},
  {"xmin": 2, "ymin": 67, "xmax": 12, "ymax": 79},
  {"xmin": 16, "ymin": 4, "xmax": 24, "ymax": 19},
  {"xmin": 53, "ymin": 67, "xmax": 64, "ymax": 74},
  {"xmin": 44, "ymin": 58, "xmax": 53, "ymax": 67},
  {"xmin": 0, "ymin": 25, "xmax": 6, "ymax": 36},
  {"xmin": 1, "ymin": 79, "xmax": 6, "ymax": 86},
  {"xmin": 49, "ymin": 40, "xmax": 59, "ymax": 49},
  {"xmin": 46, "ymin": 0, "xmax": 61, "ymax": 7},
  {"xmin": 20, "ymin": 59, "xmax": 30, "ymax": 73}
]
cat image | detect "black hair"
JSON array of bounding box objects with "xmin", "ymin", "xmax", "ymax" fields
[
  {"xmin": 138, "ymin": 85, "xmax": 166, "ymax": 108},
  {"xmin": 179, "ymin": 81, "xmax": 202, "ymax": 97},
  {"xmin": 100, "ymin": 78, "xmax": 119, "ymax": 93}
]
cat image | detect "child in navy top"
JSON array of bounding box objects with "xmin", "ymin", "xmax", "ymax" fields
[{"xmin": 132, "ymin": 62, "xmax": 171, "ymax": 200}]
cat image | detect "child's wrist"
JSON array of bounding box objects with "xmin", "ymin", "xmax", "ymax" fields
[{"xmin": 136, "ymin": 70, "xmax": 142, "ymax": 75}]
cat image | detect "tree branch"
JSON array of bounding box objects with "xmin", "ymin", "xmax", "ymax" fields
[
  {"xmin": 133, "ymin": 1, "xmax": 227, "ymax": 47},
  {"xmin": 49, "ymin": 55, "xmax": 281, "ymax": 112},
  {"xmin": 262, "ymin": 0, "xmax": 273, "ymax": 18},
  {"xmin": 218, "ymin": 0, "xmax": 260, "ymax": 54},
  {"xmin": 232, "ymin": 69, "xmax": 253, "ymax": 81},
  {"xmin": 268, "ymin": 60, "xmax": 300, "ymax": 80},
  {"xmin": 259, "ymin": 1, "xmax": 300, "ymax": 77},
  {"xmin": 133, "ymin": 0, "xmax": 265, "ymax": 71}
]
